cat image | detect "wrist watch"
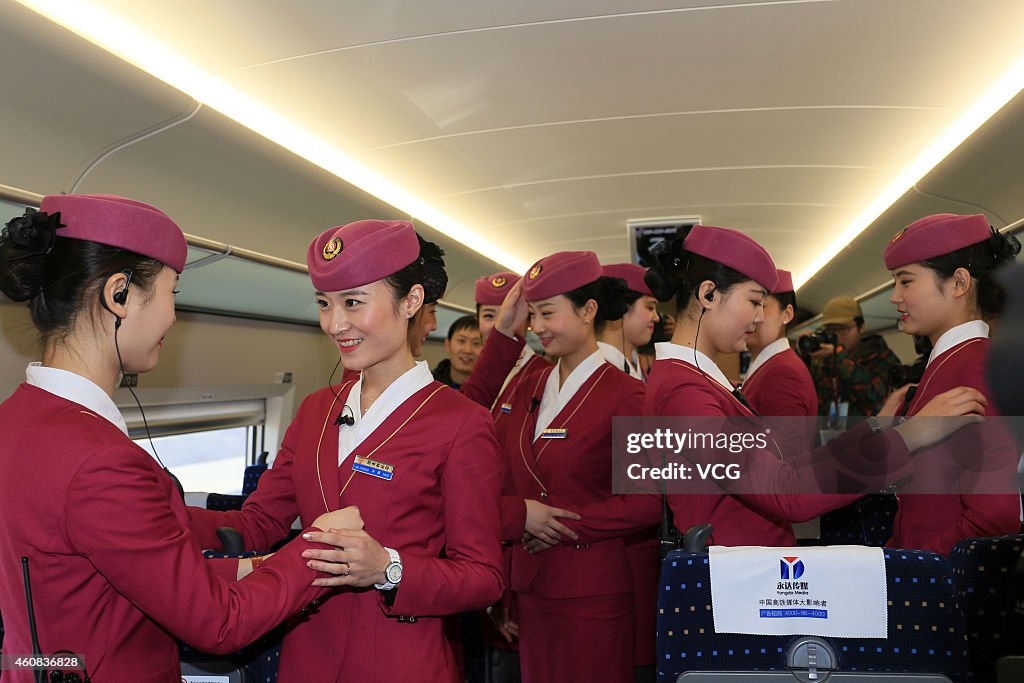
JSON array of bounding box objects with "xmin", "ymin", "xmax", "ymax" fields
[{"xmin": 375, "ymin": 547, "xmax": 402, "ymax": 591}]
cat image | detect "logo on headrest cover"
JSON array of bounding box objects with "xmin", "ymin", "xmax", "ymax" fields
[
  {"xmin": 528, "ymin": 264, "xmax": 542, "ymax": 280},
  {"xmin": 780, "ymin": 556, "xmax": 805, "ymax": 580},
  {"xmin": 491, "ymin": 276, "xmax": 507, "ymax": 288},
  {"xmin": 322, "ymin": 237, "xmax": 343, "ymax": 261}
]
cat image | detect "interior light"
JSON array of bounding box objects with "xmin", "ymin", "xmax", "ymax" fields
[
  {"xmin": 793, "ymin": 53, "xmax": 1024, "ymax": 289},
  {"xmin": 16, "ymin": 0, "xmax": 530, "ymax": 274}
]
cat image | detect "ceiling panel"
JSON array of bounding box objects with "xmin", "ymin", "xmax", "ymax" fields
[
  {"xmin": 6, "ymin": 0, "xmax": 1024, "ymax": 317},
  {"xmin": 0, "ymin": 1, "xmax": 192, "ymax": 194},
  {"xmin": 90, "ymin": 0, "xmax": 823, "ymax": 74},
  {"xmin": 219, "ymin": 1, "xmax": 1009, "ymax": 147},
  {"xmin": 365, "ymin": 107, "xmax": 945, "ymax": 197},
  {"xmin": 799, "ymin": 87, "xmax": 1024, "ymax": 313}
]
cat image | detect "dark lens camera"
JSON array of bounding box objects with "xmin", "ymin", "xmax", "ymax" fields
[{"xmin": 798, "ymin": 331, "xmax": 838, "ymax": 355}]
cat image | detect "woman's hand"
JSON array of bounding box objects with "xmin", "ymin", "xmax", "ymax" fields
[
  {"xmin": 893, "ymin": 387, "xmax": 986, "ymax": 452},
  {"xmin": 522, "ymin": 533, "xmax": 556, "ymax": 554},
  {"xmin": 301, "ymin": 529, "xmax": 391, "ymax": 588},
  {"xmin": 877, "ymin": 384, "xmax": 914, "ymax": 418},
  {"xmin": 524, "ymin": 499, "xmax": 580, "ymax": 546},
  {"xmin": 494, "ymin": 280, "xmax": 529, "ymax": 339},
  {"xmin": 914, "ymin": 387, "xmax": 986, "ymax": 418},
  {"xmin": 486, "ymin": 603, "xmax": 519, "ymax": 643},
  {"xmin": 312, "ymin": 505, "xmax": 364, "ymax": 533}
]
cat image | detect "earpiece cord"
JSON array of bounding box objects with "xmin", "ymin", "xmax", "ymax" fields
[
  {"xmin": 327, "ymin": 355, "xmax": 345, "ymax": 401},
  {"xmin": 113, "ymin": 323, "xmax": 167, "ymax": 470}
]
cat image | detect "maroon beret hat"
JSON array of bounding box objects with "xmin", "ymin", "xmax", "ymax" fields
[
  {"xmin": 602, "ymin": 263, "xmax": 653, "ymax": 297},
  {"xmin": 307, "ymin": 219, "xmax": 419, "ymax": 292},
  {"xmin": 40, "ymin": 194, "xmax": 187, "ymax": 273},
  {"xmin": 772, "ymin": 269, "xmax": 794, "ymax": 294},
  {"xmin": 684, "ymin": 225, "xmax": 779, "ymax": 291},
  {"xmin": 475, "ymin": 271, "xmax": 520, "ymax": 305},
  {"xmin": 522, "ymin": 251, "xmax": 602, "ymax": 302},
  {"xmin": 883, "ymin": 213, "xmax": 992, "ymax": 270}
]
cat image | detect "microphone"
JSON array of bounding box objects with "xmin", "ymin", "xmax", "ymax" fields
[
  {"xmin": 334, "ymin": 405, "xmax": 355, "ymax": 427},
  {"xmin": 528, "ymin": 397, "xmax": 541, "ymax": 414}
]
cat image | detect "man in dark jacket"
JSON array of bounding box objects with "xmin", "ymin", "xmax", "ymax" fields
[{"xmin": 804, "ymin": 296, "xmax": 902, "ymax": 417}]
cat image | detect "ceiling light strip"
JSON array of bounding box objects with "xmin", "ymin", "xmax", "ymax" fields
[
  {"xmin": 17, "ymin": 0, "xmax": 528, "ymax": 274},
  {"xmin": 794, "ymin": 53, "xmax": 1024, "ymax": 289}
]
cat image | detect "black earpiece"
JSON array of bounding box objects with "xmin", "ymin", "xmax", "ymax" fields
[
  {"xmin": 704, "ymin": 290, "xmax": 715, "ymax": 302},
  {"xmin": 99, "ymin": 269, "xmax": 134, "ymax": 328},
  {"xmin": 112, "ymin": 269, "xmax": 133, "ymax": 305}
]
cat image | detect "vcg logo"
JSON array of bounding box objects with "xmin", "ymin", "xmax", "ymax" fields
[{"xmin": 780, "ymin": 556, "xmax": 805, "ymax": 580}]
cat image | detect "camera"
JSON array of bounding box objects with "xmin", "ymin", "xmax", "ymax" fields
[{"xmin": 798, "ymin": 331, "xmax": 838, "ymax": 355}]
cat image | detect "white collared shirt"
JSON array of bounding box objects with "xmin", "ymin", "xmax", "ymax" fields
[
  {"xmin": 743, "ymin": 337, "xmax": 791, "ymax": 382},
  {"xmin": 25, "ymin": 362, "xmax": 129, "ymax": 435},
  {"xmin": 654, "ymin": 342, "xmax": 734, "ymax": 391},
  {"xmin": 926, "ymin": 320, "xmax": 989, "ymax": 368},
  {"xmin": 493, "ymin": 340, "xmax": 538, "ymax": 409},
  {"xmin": 597, "ymin": 341, "xmax": 644, "ymax": 381},
  {"xmin": 534, "ymin": 350, "xmax": 606, "ymax": 441},
  {"xmin": 338, "ymin": 361, "xmax": 434, "ymax": 466}
]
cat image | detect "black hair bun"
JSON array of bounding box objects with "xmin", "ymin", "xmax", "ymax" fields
[
  {"xmin": 989, "ymin": 228, "xmax": 1021, "ymax": 266},
  {"xmin": 417, "ymin": 235, "xmax": 447, "ymax": 304},
  {"xmin": 0, "ymin": 208, "xmax": 62, "ymax": 302},
  {"xmin": 596, "ymin": 275, "xmax": 630, "ymax": 321},
  {"xmin": 644, "ymin": 228, "xmax": 692, "ymax": 302}
]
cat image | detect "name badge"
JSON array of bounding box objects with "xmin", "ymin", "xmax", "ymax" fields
[
  {"xmin": 540, "ymin": 428, "xmax": 568, "ymax": 439},
  {"xmin": 352, "ymin": 455, "xmax": 394, "ymax": 481},
  {"xmin": 500, "ymin": 403, "xmax": 513, "ymax": 414}
]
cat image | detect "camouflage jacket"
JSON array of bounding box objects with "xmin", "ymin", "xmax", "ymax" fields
[{"xmin": 808, "ymin": 334, "xmax": 902, "ymax": 417}]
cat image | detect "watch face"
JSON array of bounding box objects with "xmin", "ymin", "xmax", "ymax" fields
[{"xmin": 386, "ymin": 563, "xmax": 403, "ymax": 584}]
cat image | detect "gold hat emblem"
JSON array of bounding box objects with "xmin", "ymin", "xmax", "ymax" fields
[
  {"xmin": 322, "ymin": 237, "xmax": 343, "ymax": 261},
  {"xmin": 528, "ymin": 264, "xmax": 542, "ymax": 280},
  {"xmin": 491, "ymin": 275, "xmax": 507, "ymax": 288},
  {"xmin": 889, "ymin": 227, "xmax": 906, "ymax": 244}
]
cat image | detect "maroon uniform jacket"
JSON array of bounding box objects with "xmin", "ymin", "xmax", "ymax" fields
[
  {"xmin": 491, "ymin": 352, "xmax": 553, "ymax": 424},
  {"xmin": 564, "ymin": 358, "xmax": 894, "ymax": 548},
  {"xmin": 498, "ymin": 362, "xmax": 645, "ymax": 596},
  {"xmin": 0, "ymin": 384, "xmax": 333, "ymax": 683},
  {"xmin": 890, "ymin": 337, "xmax": 1021, "ymax": 554},
  {"xmin": 743, "ymin": 346, "xmax": 819, "ymax": 455},
  {"xmin": 497, "ymin": 360, "xmax": 645, "ymax": 682},
  {"xmin": 188, "ymin": 381, "xmax": 504, "ymax": 682}
]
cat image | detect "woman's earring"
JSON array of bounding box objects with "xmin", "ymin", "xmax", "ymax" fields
[{"xmin": 584, "ymin": 319, "xmax": 591, "ymax": 325}]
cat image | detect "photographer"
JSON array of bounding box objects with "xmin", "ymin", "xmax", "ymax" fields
[{"xmin": 802, "ymin": 296, "xmax": 901, "ymax": 417}]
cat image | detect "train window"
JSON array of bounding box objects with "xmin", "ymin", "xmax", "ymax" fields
[
  {"xmin": 114, "ymin": 384, "xmax": 295, "ymax": 494},
  {"xmin": 133, "ymin": 426, "xmax": 251, "ymax": 495}
]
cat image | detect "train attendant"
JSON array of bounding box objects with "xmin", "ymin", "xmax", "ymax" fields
[
  {"xmin": 498, "ymin": 251, "xmax": 645, "ymax": 683},
  {"xmin": 339, "ymin": 234, "xmax": 446, "ymax": 384},
  {"xmin": 0, "ymin": 195, "xmax": 357, "ymax": 683},
  {"xmin": 880, "ymin": 213, "xmax": 1021, "ymax": 553},
  {"xmin": 475, "ymin": 271, "xmax": 553, "ymax": 423},
  {"xmin": 188, "ymin": 219, "xmax": 504, "ymax": 682},
  {"xmin": 741, "ymin": 268, "xmax": 818, "ymax": 454},
  {"xmin": 598, "ymin": 262, "xmax": 659, "ymax": 381},
  {"xmin": 596, "ymin": 262, "xmax": 660, "ymax": 681},
  {"xmin": 545, "ymin": 226, "xmax": 992, "ymax": 555}
]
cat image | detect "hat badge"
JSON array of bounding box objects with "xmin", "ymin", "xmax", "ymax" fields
[
  {"xmin": 889, "ymin": 227, "xmax": 906, "ymax": 244},
  {"xmin": 528, "ymin": 264, "xmax": 543, "ymax": 280},
  {"xmin": 491, "ymin": 275, "xmax": 507, "ymax": 288},
  {"xmin": 322, "ymin": 237, "xmax": 343, "ymax": 261}
]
